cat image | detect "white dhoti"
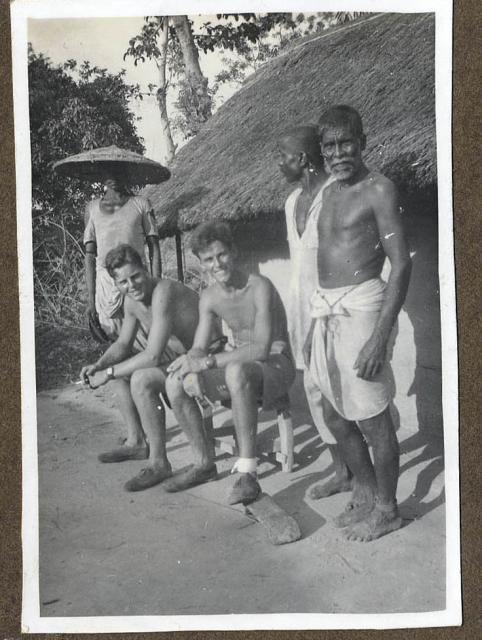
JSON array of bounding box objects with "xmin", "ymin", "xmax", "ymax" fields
[{"xmin": 306, "ymin": 278, "xmax": 394, "ymax": 422}]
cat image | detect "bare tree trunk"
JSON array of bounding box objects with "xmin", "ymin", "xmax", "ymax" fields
[
  {"xmin": 156, "ymin": 18, "xmax": 176, "ymax": 165},
  {"xmin": 171, "ymin": 15, "xmax": 212, "ymax": 126}
]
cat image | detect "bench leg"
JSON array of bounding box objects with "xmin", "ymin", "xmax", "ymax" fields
[{"xmin": 277, "ymin": 409, "xmax": 294, "ymax": 472}]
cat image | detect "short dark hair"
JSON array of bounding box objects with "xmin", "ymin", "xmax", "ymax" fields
[
  {"xmin": 190, "ymin": 221, "xmax": 236, "ymax": 258},
  {"xmin": 105, "ymin": 244, "xmax": 144, "ymax": 278},
  {"xmin": 279, "ymin": 125, "xmax": 323, "ymax": 168},
  {"xmin": 318, "ymin": 105, "xmax": 364, "ymax": 139}
]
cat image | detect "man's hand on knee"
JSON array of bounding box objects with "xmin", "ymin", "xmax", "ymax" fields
[{"xmin": 182, "ymin": 372, "xmax": 205, "ymax": 399}]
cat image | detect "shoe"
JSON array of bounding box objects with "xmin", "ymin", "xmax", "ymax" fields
[
  {"xmin": 164, "ymin": 464, "xmax": 218, "ymax": 493},
  {"xmin": 98, "ymin": 444, "xmax": 149, "ymax": 463},
  {"xmin": 124, "ymin": 465, "xmax": 172, "ymax": 492},
  {"xmin": 228, "ymin": 472, "xmax": 261, "ymax": 505}
]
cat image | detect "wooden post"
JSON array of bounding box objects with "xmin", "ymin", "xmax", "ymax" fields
[{"xmin": 175, "ymin": 231, "xmax": 184, "ymax": 283}]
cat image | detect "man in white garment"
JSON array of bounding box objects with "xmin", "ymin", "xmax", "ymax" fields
[{"xmin": 278, "ymin": 125, "xmax": 355, "ymax": 500}]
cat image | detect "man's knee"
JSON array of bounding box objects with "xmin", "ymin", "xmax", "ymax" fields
[
  {"xmin": 165, "ymin": 372, "xmax": 187, "ymax": 405},
  {"xmin": 130, "ymin": 369, "xmax": 158, "ymax": 397},
  {"xmin": 321, "ymin": 398, "xmax": 352, "ymax": 438},
  {"xmin": 359, "ymin": 407, "xmax": 397, "ymax": 444},
  {"xmin": 224, "ymin": 361, "xmax": 253, "ymax": 395}
]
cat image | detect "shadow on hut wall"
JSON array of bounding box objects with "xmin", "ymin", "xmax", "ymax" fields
[
  {"xmin": 382, "ymin": 148, "xmax": 444, "ymax": 440},
  {"xmin": 388, "ymin": 161, "xmax": 445, "ymax": 519},
  {"xmin": 230, "ymin": 214, "xmax": 289, "ymax": 275}
]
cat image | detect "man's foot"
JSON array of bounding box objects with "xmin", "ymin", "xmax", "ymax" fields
[
  {"xmin": 98, "ymin": 443, "xmax": 148, "ymax": 463},
  {"xmin": 344, "ymin": 503, "xmax": 402, "ymax": 542},
  {"xmin": 333, "ymin": 500, "xmax": 374, "ymax": 528},
  {"xmin": 164, "ymin": 464, "xmax": 218, "ymax": 493},
  {"xmin": 228, "ymin": 473, "xmax": 261, "ymax": 506},
  {"xmin": 307, "ymin": 474, "xmax": 353, "ymax": 500},
  {"xmin": 124, "ymin": 464, "xmax": 172, "ymax": 492}
]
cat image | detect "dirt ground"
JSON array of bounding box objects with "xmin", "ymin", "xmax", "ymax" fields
[{"xmin": 37, "ymin": 374, "xmax": 446, "ymax": 617}]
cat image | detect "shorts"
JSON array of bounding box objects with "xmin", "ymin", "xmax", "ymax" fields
[{"xmin": 198, "ymin": 352, "xmax": 295, "ymax": 412}]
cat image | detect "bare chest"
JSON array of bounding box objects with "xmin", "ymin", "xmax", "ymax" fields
[
  {"xmin": 134, "ymin": 304, "xmax": 152, "ymax": 331},
  {"xmin": 215, "ymin": 291, "xmax": 256, "ymax": 333},
  {"xmin": 318, "ymin": 188, "xmax": 378, "ymax": 241}
]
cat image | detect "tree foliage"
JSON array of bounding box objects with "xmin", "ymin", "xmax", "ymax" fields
[
  {"xmin": 29, "ymin": 46, "xmax": 145, "ymax": 326},
  {"xmin": 125, "ymin": 13, "xmax": 366, "ymax": 143},
  {"xmin": 29, "ymin": 46, "xmax": 144, "ymax": 222}
]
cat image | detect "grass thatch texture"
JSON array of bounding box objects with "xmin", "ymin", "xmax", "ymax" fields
[{"xmin": 145, "ymin": 13, "xmax": 436, "ymax": 235}]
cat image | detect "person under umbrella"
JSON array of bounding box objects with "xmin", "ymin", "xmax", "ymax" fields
[{"xmin": 83, "ymin": 176, "xmax": 160, "ymax": 343}]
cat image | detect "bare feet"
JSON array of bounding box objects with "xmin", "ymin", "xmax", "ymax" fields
[
  {"xmin": 307, "ymin": 475, "xmax": 353, "ymax": 500},
  {"xmin": 344, "ymin": 503, "xmax": 402, "ymax": 542},
  {"xmin": 333, "ymin": 501, "xmax": 374, "ymax": 528},
  {"xmin": 333, "ymin": 478, "xmax": 376, "ymax": 527}
]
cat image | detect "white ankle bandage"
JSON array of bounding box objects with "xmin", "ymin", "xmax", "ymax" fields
[{"xmin": 231, "ymin": 457, "xmax": 257, "ymax": 474}]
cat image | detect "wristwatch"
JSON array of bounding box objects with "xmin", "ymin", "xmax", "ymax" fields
[
  {"xmin": 204, "ymin": 355, "xmax": 216, "ymax": 370},
  {"xmin": 106, "ymin": 366, "xmax": 115, "ymax": 380}
]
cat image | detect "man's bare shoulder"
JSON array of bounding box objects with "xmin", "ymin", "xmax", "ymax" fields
[
  {"xmin": 247, "ymin": 273, "xmax": 273, "ymax": 297},
  {"xmin": 362, "ymin": 171, "xmax": 398, "ymax": 199},
  {"xmin": 153, "ymin": 278, "xmax": 198, "ymax": 303}
]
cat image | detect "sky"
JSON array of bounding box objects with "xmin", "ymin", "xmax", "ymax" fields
[{"xmin": 28, "ymin": 16, "xmax": 239, "ymax": 162}]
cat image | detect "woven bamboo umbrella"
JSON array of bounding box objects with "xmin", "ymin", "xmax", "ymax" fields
[{"xmin": 53, "ymin": 145, "xmax": 170, "ymax": 185}]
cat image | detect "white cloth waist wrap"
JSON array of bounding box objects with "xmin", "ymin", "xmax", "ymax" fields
[
  {"xmin": 306, "ymin": 277, "xmax": 393, "ymax": 421},
  {"xmin": 95, "ymin": 267, "xmax": 123, "ymax": 334}
]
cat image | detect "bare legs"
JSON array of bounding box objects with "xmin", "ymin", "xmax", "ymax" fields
[
  {"xmin": 129, "ymin": 368, "xmax": 169, "ymax": 470},
  {"xmin": 165, "ymin": 362, "xmax": 263, "ymax": 502},
  {"xmin": 165, "ymin": 374, "xmax": 213, "ymax": 468},
  {"xmin": 344, "ymin": 407, "xmax": 401, "ymax": 541},
  {"xmin": 224, "ymin": 361, "xmax": 263, "ymax": 459},
  {"xmin": 103, "ymin": 369, "xmax": 173, "ymax": 491},
  {"xmin": 111, "ymin": 378, "xmax": 144, "ymax": 446},
  {"xmin": 324, "ymin": 399, "xmax": 401, "ymax": 540},
  {"xmin": 303, "ymin": 370, "xmax": 353, "ymax": 499}
]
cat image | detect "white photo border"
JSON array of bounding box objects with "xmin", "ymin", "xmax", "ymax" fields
[{"xmin": 12, "ymin": 0, "xmax": 460, "ymax": 632}]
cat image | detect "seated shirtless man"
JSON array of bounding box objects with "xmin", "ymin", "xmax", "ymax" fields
[
  {"xmin": 80, "ymin": 243, "xmax": 201, "ymax": 492},
  {"xmin": 306, "ymin": 105, "xmax": 412, "ymax": 541},
  {"xmin": 165, "ymin": 221, "xmax": 296, "ymax": 504}
]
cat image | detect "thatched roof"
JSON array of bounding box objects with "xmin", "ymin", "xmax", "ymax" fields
[{"xmin": 146, "ymin": 12, "xmax": 436, "ymax": 237}]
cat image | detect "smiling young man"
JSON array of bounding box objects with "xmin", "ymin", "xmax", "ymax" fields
[
  {"xmin": 278, "ymin": 125, "xmax": 356, "ymax": 502},
  {"xmin": 165, "ymin": 221, "xmax": 296, "ymax": 504},
  {"xmin": 305, "ymin": 105, "xmax": 412, "ymax": 541},
  {"xmin": 80, "ymin": 244, "xmax": 200, "ymax": 492}
]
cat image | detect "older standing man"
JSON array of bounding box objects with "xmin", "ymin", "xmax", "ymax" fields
[{"xmin": 306, "ymin": 105, "xmax": 411, "ymax": 541}]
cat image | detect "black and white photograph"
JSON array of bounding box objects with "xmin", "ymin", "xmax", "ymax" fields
[{"xmin": 11, "ymin": 0, "xmax": 460, "ymax": 632}]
